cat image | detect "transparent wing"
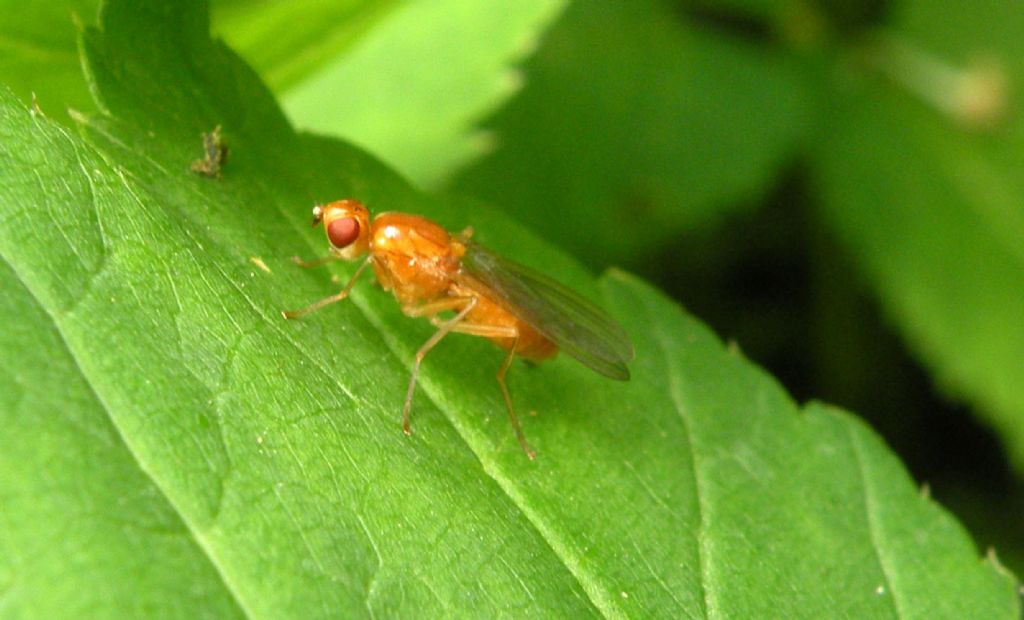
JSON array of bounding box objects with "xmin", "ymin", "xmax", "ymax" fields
[{"xmin": 461, "ymin": 242, "xmax": 634, "ymax": 380}]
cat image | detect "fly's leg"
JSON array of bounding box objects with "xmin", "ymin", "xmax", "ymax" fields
[
  {"xmin": 430, "ymin": 320, "xmax": 534, "ymax": 459},
  {"xmin": 495, "ymin": 334, "xmax": 535, "ymax": 459},
  {"xmin": 403, "ymin": 296, "xmax": 475, "ymax": 318},
  {"xmin": 402, "ymin": 298, "xmax": 535, "ymax": 458},
  {"xmin": 403, "ymin": 297, "xmax": 478, "ymax": 435},
  {"xmin": 281, "ymin": 256, "xmax": 372, "ymax": 319}
]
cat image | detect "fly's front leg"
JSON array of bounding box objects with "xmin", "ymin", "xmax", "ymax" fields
[
  {"xmin": 281, "ymin": 256, "xmax": 372, "ymax": 319},
  {"xmin": 402, "ymin": 297, "xmax": 478, "ymax": 435}
]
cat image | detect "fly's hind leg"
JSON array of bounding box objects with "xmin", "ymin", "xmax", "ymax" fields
[
  {"xmin": 496, "ymin": 333, "xmax": 535, "ymax": 459},
  {"xmin": 403, "ymin": 298, "xmax": 535, "ymax": 458},
  {"xmin": 432, "ymin": 320, "xmax": 534, "ymax": 459},
  {"xmin": 403, "ymin": 296, "xmax": 474, "ymax": 318}
]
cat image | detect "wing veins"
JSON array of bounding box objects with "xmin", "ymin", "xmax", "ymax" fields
[{"xmin": 461, "ymin": 243, "xmax": 633, "ymax": 380}]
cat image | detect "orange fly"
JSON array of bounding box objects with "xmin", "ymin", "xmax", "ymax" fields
[{"xmin": 283, "ymin": 199, "xmax": 634, "ymax": 458}]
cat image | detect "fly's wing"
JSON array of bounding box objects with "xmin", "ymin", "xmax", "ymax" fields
[{"xmin": 461, "ymin": 242, "xmax": 634, "ymax": 380}]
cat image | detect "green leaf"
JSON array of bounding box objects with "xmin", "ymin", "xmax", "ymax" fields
[
  {"xmin": 0, "ymin": 258, "xmax": 245, "ymax": 618},
  {"xmin": 812, "ymin": 0, "xmax": 1024, "ymax": 469},
  {"xmin": 450, "ymin": 0, "xmax": 809, "ymax": 267},
  {"xmin": 210, "ymin": 0, "xmax": 398, "ymax": 93},
  {"xmin": 0, "ymin": 0, "xmax": 99, "ymax": 121},
  {"xmin": 278, "ymin": 0, "xmax": 568, "ymax": 187},
  {"xmin": 0, "ymin": 0, "xmax": 1017, "ymax": 617}
]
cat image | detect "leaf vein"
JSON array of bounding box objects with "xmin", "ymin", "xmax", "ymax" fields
[
  {"xmin": 0, "ymin": 251, "xmax": 256, "ymax": 620},
  {"xmin": 641, "ymin": 289, "xmax": 712, "ymax": 620},
  {"xmin": 847, "ymin": 424, "xmax": 905, "ymax": 619}
]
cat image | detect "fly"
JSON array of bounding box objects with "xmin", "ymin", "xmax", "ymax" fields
[{"xmin": 283, "ymin": 199, "xmax": 634, "ymax": 458}]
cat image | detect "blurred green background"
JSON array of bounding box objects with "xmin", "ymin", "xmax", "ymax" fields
[{"xmin": 4, "ymin": 0, "xmax": 1022, "ymax": 576}]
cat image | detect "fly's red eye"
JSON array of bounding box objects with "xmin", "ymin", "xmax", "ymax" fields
[{"xmin": 327, "ymin": 217, "xmax": 360, "ymax": 248}]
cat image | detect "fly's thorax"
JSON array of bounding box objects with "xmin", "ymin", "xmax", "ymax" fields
[{"xmin": 369, "ymin": 212, "xmax": 461, "ymax": 304}]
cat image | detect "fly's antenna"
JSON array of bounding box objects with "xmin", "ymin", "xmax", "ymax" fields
[{"xmin": 310, "ymin": 205, "xmax": 325, "ymax": 227}]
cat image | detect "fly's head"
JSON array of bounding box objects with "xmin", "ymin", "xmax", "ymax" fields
[{"xmin": 313, "ymin": 199, "xmax": 371, "ymax": 260}]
